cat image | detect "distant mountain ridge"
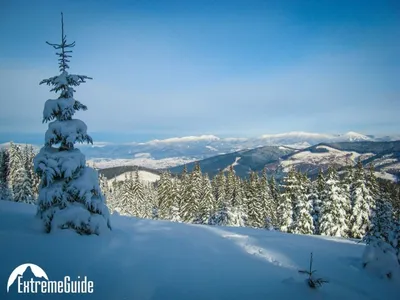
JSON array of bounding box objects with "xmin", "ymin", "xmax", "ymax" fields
[
  {"xmin": 168, "ymin": 141, "xmax": 400, "ymax": 182},
  {"xmin": 1, "ymin": 132, "xmax": 399, "ymax": 171}
]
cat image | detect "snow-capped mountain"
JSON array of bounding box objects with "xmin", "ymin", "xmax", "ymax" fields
[
  {"xmin": 169, "ymin": 141, "xmax": 400, "ymax": 181},
  {"xmin": 77, "ymin": 131, "xmax": 381, "ymax": 162}
]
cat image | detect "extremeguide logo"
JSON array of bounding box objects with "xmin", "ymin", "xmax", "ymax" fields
[{"xmin": 7, "ymin": 263, "xmax": 94, "ymax": 294}]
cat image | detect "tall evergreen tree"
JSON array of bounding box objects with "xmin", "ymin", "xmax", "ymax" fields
[
  {"xmin": 260, "ymin": 167, "xmax": 274, "ymax": 229},
  {"xmin": 118, "ymin": 173, "xmax": 135, "ymax": 216},
  {"xmin": 157, "ymin": 171, "xmax": 174, "ymax": 219},
  {"xmin": 33, "ymin": 13, "xmax": 110, "ymax": 234},
  {"xmin": 132, "ymin": 170, "xmax": 146, "ymax": 217},
  {"xmin": 181, "ymin": 163, "xmax": 202, "ymax": 223},
  {"xmin": 349, "ymin": 160, "xmax": 374, "ymax": 239},
  {"xmin": 209, "ymin": 171, "xmax": 226, "ymax": 225},
  {"xmin": 309, "ymin": 171, "xmax": 323, "ymax": 234},
  {"xmin": 0, "ymin": 149, "xmax": 12, "ymax": 200},
  {"xmin": 107, "ymin": 177, "xmax": 121, "ymax": 213},
  {"xmin": 27, "ymin": 145, "xmax": 40, "ymax": 199},
  {"xmin": 277, "ymin": 169, "xmax": 295, "ymax": 232},
  {"xmin": 197, "ymin": 174, "xmax": 215, "ymax": 224},
  {"xmin": 291, "ymin": 172, "xmax": 314, "ymax": 235},
  {"xmin": 268, "ymin": 175, "xmax": 280, "ymax": 228},
  {"xmin": 170, "ymin": 179, "xmax": 183, "ymax": 222},
  {"xmin": 212, "ymin": 170, "xmax": 226, "ymax": 211},
  {"xmin": 8, "ymin": 142, "xmax": 23, "ymax": 199},
  {"xmin": 245, "ymin": 171, "xmax": 264, "ymax": 228},
  {"xmin": 319, "ymin": 167, "xmax": 349, "ymax": 237},
  {"xmin": 12, "ymin": 167, "xmax": 33, "ymax": 204}
]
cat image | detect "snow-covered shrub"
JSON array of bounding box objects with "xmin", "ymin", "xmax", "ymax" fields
[{"xmin": 362, "ymin": 239, "xmax": 400, "ymax": 280}]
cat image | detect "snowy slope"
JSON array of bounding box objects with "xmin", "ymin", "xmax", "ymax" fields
[
  {"xmin": 111, "ymin": 170, "xmax": 160, "ymax": 183},
  {"xmin": 87, "ymin": 156, "xmax": 196, "ymax": 169},
  {"xmin": 280, "ymin": 145, "xmax": 375, "ymax": 172},
  {"xmin": 1, "ymin": 201, "xmax": 399, "ymax": 300}
]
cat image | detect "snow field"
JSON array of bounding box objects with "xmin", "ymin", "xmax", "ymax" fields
[{"xmin": 0, "ymin": 201, "xmax": 399, "ymax": 300}]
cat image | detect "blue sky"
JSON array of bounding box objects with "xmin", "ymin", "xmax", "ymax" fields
[{"xmin": 0, "ymin": 0, "xmax": 399, "ymax": 143}]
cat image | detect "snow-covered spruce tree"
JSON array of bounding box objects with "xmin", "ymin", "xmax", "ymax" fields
[
  {"xmin": 268, "ymin": 175, "xmax": 280, "ymax": 228},
  {"xmin": 26, "ymin": 145, "xmax": 40, "ymax": 199},
  {"xmin": 232, "ymin": 176, "xmax": 247, "ymax": 226},
  {"xmin": 9, "ymin": 143, "xmax": 34, "ymax": 203},
  {"xmin": 0, "ymin": 149, "xmax": 12, "ymax": 200},
  {"xmin": 366, "ymin": 164, "xmax": 379, "ymax": 199},
  {"xmin": 245, "ymin": 171, "xmax": 264, "ymax": 228},
  {"xmin": 291, "ymin": 172, "xmax": 314, "ymax": 235},
  {"xmin": 319, "ymin": 167, "xmax": 349, "ymax": 237},
  {"xmin": 212, "ymin": 170, "xmax": 226, "ymax": 211},
  {"xmin": 33, "ymin": 14, "xmax": 110, "ymax": 234},
  {"xmin": 277, "ymin": 169, "xmax": 296, "ymax": 232},
  {"xmin": 157, "ymin": 171, "xmax": 174, "ymax": 220},
  {"xmin": 349, "ymin": 160, "xmax": 375, "ymax": 239},
  {"xmin": 214, "ymin": 167, "xmax": 246, "ymax": 227},
  {"xmin": 99, "ymin": 173, "xmax": 109, "ymax": 197},
  {"xmin": 143, "ymin": 182, "xmax": 157, "ymax": 219},
  {"xmin": 362, "ymin": 192, "xmax": 400, "ymax": 279},
  {"xmin": 106, "ymin": 177, "xmax": 121, "ymax": 214},
  {"xmin": 131, "ymin": 170, "xmax": 146, "ymax": 218},
  {"xmin": 197, "ymin": 174, "xmax": 215, "ymax": 224},
  {"xmin": 190, "ymin": 162, "xmax": 203, "ymax": 223},
  {"xmin": 8, "ymin": 142, "xmax": 23, "ymax": 199},
  {"xmin": 12, "ymin": 166, "xmax": 34, "ymax": 204},
  {"xmin": 209, "ymin": 170, "xmax": 226, "ymax": 225},
  {"xmin": 260, "ymin": 167, "xmax": 274, "ymax": 229},
  {"xmin": 181, "ymin": 163, "xmax": 202, "ymax": 223},
  {"xmin": 170, "ymin": 179, "xmax": 183, "ymax": 222},
  {"xmin": 341, "ymin": 163, "xmax": 354, "ymax": 233},
  {"xmin": 309, "ymin": 171, "xmax": 323, "ymax": 234}
]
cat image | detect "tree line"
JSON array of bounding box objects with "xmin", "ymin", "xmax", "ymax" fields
[{"xmin": 104, "ymin": 161, "xmax": 399, "ymax": 239}]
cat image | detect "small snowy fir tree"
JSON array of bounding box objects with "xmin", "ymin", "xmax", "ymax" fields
[{"xmin": 33, "ymin": 14, "xmax": 110, "ymax": 234}]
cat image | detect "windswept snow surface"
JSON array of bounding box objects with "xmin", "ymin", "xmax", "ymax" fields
[
  {"xmin": 0, "ymin": 201, "xmax": 399, "ymax": 300},
  {"xmin": 280, "ymin": 145, "xmax": 374, "ymax": 172},
  {"xmin": 87, "ymin": 157, "xmax": 196, "ymax": 169},
  {"xmin": 111, "ymin": 170, "xmax": 160, "ymax": 183}
]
